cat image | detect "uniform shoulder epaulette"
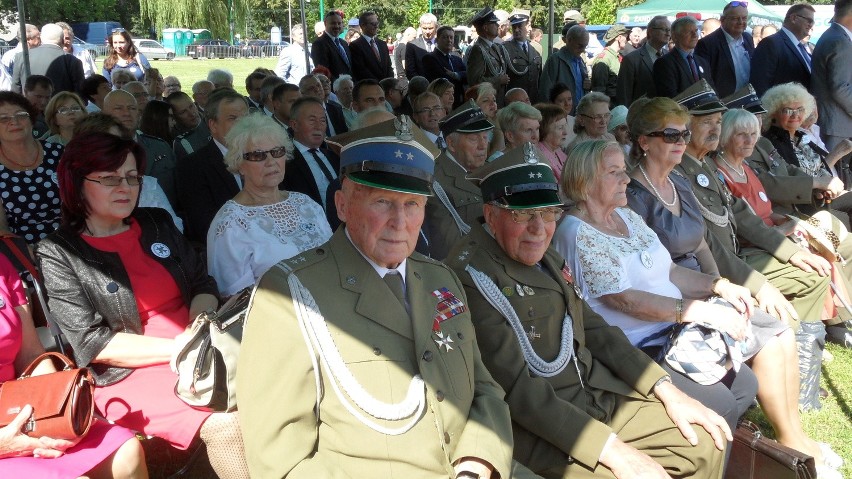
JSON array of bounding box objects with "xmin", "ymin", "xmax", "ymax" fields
[
  {"xmin": 274, "ymin": 246, "xmax": 330, "ymax": 274},
  {"xmin": 137, "ymin": 131, "xmax": 170, "ymax": 146}
]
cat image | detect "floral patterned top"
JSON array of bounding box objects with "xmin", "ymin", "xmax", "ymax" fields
[
  {"xmin": 553, "ymin": 207, "xmax": 682, "ymax": 346},
  {"xmin": 207, "ymin": 192, "xmax": 333, "ymax": 296}
]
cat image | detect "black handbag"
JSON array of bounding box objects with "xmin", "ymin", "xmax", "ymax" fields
[{"xmin": 725, "ymin": 420, "xmax": 816, "ymax": 479}]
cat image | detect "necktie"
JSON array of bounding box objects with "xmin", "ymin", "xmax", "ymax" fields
[
  {"xmin": 427, "ymin": 40, "xmax": 434, "ymax": 53},
  {"xmin": 308, "ymin": 148, "xmax": 336, "ymax": 182},
  {"xmin": 335, "ymin": 38, "xmax": 350, "ymax": 67},
  {"xmin": 370, "ymin": 38, "xmax": 380, "ymax": 60},
  {"xmin": 447, "ymin": 53, "xmax": 455, "ymax": 73},
  {"xmin": 522, "ymin": 42, "xmax": 528, "ymax": 54},
  {"xmin": 383, "ymin": 272, "xmax": 407, "ymax": 311},
  {"xmin": 436, "ymin": 136, "xmax": 446, "ymax": 150},
  {"xmin": 797, "ymin": 43, "xmax": 812, "ymax": 71},
  {"xmin": 687, "ymin": 54, "xmax": 699, "ymax": 81}
]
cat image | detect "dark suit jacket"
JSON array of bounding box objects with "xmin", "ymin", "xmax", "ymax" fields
[
  {"xmin": 812, "ymin": 22, "xmax": 852, "ymax": 141},
  {"xmin": 325, "ymin": 101, "xmax": 348, "ymax": 137},
  {"xmin": 750, "ymin": 30, "xmax": 811, "ymax": 97},
  {"xmin": 422, "ymin": 49, "xmax": 467, "ymax": 108},
  {"xmin": 177, "ymin": 140, "xmax": 240, "ymax": 244},
  {"xmin": 349, "ymin": 36, "xmax": 394, "ymax": 81},
  {"xmin": 616, "ymin": 45, "xmax": 657, "ymax": 107},
  {"xmin": 404, "ymin": 37, "xmax": 432, "ymax": 79},
  {"xmin": 12, "ymin": 44, "xmax": 84, "ymax": 94},
  {"xmin": 280, "ymin": 146, "xmax": 341, "ymax": 208},
  {"xmin": 653, "ymin": 48, "xmax": 713, "ymax": 98},
  {"xmin": 539, "ymin": 47, "xmax": 588, "ymax": 115},
  {"xmin": 310, "ymin": 34, "xmax": 352, "ymax": 82},
  {"xmin": 695, "ymin": 28, "xmax": 754, "ymax": 98}
]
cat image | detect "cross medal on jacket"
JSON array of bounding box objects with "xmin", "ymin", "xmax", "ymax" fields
[{"xmin": 432, "ymin": 287, "xmax": 467, "ymax": 351}]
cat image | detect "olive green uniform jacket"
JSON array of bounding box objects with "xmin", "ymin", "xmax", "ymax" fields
[
  {"xmin": 502, "ymin": 39, "xmax": 543, "ymax": 104},
  {"xmin": 676, "ymin": 153, "xmax": 829, "ymax": 325},
  {"xmin": 237, "ymin": 228, "xmax": 514, "ymax": 478},
  {"xmin": 446, "ymin": 223, "xmax": 724, "ymax": 478},
  {"xmin": 746, "ymin": 137, "xmax": 816, "ymax": 216},
  {"xmin": 591, "ymin": 48, "xmax": 620, "ymax": 104},
  {"xmin": 425, "ymin": 152, "xmax": 484, "ymax": 260}
]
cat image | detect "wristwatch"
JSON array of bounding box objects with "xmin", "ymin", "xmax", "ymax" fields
[{"xmin": 651, "ymin": 375, "xmax": 672, "ymax": 397}]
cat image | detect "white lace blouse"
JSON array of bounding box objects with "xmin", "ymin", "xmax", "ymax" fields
[
  {"xmin": 553, "ymin": 207, "xmax": 681, "ymax": 346},
  {"xmin": 207, "ymin": 192, "xmax": 333, "ymax": 296}
]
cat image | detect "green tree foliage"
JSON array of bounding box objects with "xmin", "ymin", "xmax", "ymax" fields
[
  {"xmin": 138, "ymin": 0, "xmax": 248, "ymax": 40},
  {"xmin": 0, "ymin": 0, "xmax": 137, "ymax": 36},
  {"xmin": 405, "ymin": 0, "xmax": 431, "ymax": 29}
]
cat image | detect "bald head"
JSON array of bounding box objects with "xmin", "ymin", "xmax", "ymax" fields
[{"xmin": 103, "ymin": 89, "xmax": 139, "ymax": 131}]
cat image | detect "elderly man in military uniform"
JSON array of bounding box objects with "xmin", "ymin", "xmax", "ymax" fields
[
  {"xmin": 591, "ymin": 24, "xmax": 628, "ymax": 106},
  {"xmin": 502, "ymin": 13, "xmax": 542, "ymax": 104},
  {"xmin": 425, "ymin": 102, "xmax": 492, "ymax": 260},
  {"xmin": 467, "ymin": 7, "xmax": 511, "ymax": 107},
  {"xmin": 446, "ymin": 144, "xmax": 728, "ymax": 478},
  {"xmin": 237, "ymin": 117, "xmax": 515, "ymax": 479}
]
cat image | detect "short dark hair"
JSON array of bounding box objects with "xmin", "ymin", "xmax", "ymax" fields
[
  {"xmin": 0, "ymin": 91, "xmax": 38, "ymax": 121},
  {"xmin": 245, "ymin": 70, "xmax": 269, "ymax": 89},
  {"xmin": 784, "ymin": 3, "xmax": 815, "ymax": 22},
  {"xmin": 325, "ymin": 10, "xmax": 342, "ymax": 19},
  {"xmin": 80, "ymin": 74, "xmax": 110, "ymax": 103},
  {"xmin": 24, "ymin": 74, "xmax": 53, "ymax": 93},
  {"xmin": 290, "ymin": 96, "xmax": 324, "ymax": 120},
  {"xmin": 271, "ymin": 82, "xmax": 299, "ymax": 102},
  {"xmin": 166, "ymin": 91, "xmax": 192, "ymax": 103},
  {"xmin": 358, "ymin": 11, "xmax": 377, "ymax": 25},
  {"xmin": 139, "ymin": 100, "xmax": 174, "ymax": 144},
  {"xmin": 206, "ymin": 88, "xmax": 247, "ymax": 121},
  {"xmin": 837, "ymin": 0, "xmax": 852, "ymax": 17},
  {"xmin": 58, "ymin": 133, "xmax": 147, "ymax": 233},
  {"xmin": 353, "ymin": 79, "xmax": 381, "ymax": 102},
  {"xmin": 436, "ymin": 25, "xmax": 454, "ymax": 38},
  {"xmin": 379, "ymin": 78, "xmax": 399, "ymax": 94},
  {"xmin": 549, "ymin": 82, "xmax": 572, "ymax": 103},
  {"xmin": 74, "ymin": 112, "xmax": 130, "ymax": 139}
]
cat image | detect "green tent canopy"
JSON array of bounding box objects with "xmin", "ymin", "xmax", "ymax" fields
[{"xmin": 616, "ymin": 0, "xmax": 782, "ymax": 26}]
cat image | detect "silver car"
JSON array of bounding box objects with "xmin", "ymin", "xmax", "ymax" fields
[{"xmin": 135, "ymin": 39, "xmax": 175, "ymax": 60}]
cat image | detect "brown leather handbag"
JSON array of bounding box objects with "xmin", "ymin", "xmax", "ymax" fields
[
  {"xmin": 725, "ymin": 420, "xmax": 817, "ymax": 479},
  {"xmin": 0, "ymin": 352, "xmax": 95, "ymax": 440}
]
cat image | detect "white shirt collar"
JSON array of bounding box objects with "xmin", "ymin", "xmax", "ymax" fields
[
  {"xmin": 839, "ymin": 22, "xmax": 852, "ymax": 42},
  {"xmin": 780, "ymin": 26, "xmax": 803, "ymax": 46},
  {"xmin": 344, "ymin": 229, "xmax": 408, "ymax": 282},
  {"xmin": 213, "ymin": 138, "xmax": 228, "ymax": 157}
]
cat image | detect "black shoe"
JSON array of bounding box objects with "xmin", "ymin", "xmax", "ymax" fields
[{"xmin": 825, "ymin": 324, "xmax": 852, "ymax": 348}]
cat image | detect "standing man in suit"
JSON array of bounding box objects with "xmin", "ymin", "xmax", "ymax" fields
[
  {"xmin": 405, "ymin": 13, "xmax": 439, "ymax": 80},
  {"xmin": 654, "ymin": 15, "xmax": 713, "ymax": 98},
  {"xmin": 539, "ymin": 25, "xmax": 589, "ymax": 115},
  {"xmin": 695, "ymin": 1, "xmax": 754, "ymax": 99},
  {"xmin": 467, "ymin": 7, "xmax": 511, "ymax": 108},
  {"xmin": 750, "ymin": 4, "xmax": 815, "ymax": 96},
  {"xmin": 812, "ymin": 0, "xmax": 852, "ymax": 184},
  {"xmin": 616, "ymin": 16, "xmax": 669, "ymax": 107},
  {"xmin": 445, "ymin": 145, "xmax": 727, "ymax": 479},
  {"xmin": 349, "ymin": 11, "xmax": 394, "ymax": 82},
  {"xmin": 12, "ymin": 23, "xmax": 83, "ymax": 94},
  {"xmin": 177, "ymin": 88, "xmax": 248, "ymax": 243},
  {"xmin": 502, "ymin": 14, "xmax": 542, "ymax": 104},
  {"xmin": 423, "ymin": 26, "xmax": 467, "ymax": 109},
  {"xmin": 281, "ymin": 96, "xmax": 340, "ymax": 211},
  {"xmin": 311, "ymin": 11, "xmax": 351, "ymax": 83},
  {"xmin": 238, "ymin": 117, "xmax": 514, "ymax": 479}
]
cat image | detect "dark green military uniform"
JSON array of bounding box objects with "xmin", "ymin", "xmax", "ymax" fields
[
  {"xmin": 591, "ymin": 48, "xmax": 620, "ymax": 104},
  {"xmin": 425, "ymin": 151, "xmax": 483, "ymax": 260},
  {"xmin": 173, "ymin": 121, "xmax": 212, "ymax": 160},
  {"xmin": 136, "ymin": 131, "xmax": 178, "ymax": 208},
  {"xmin": 503, "ymin": 24, "xmax": 543, "ymax": 104}
]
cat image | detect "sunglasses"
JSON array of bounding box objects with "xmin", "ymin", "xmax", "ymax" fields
[
  {"xmin": 111, "ymin": 27, "xmax": 127, "ymax": 34},
  {"xmin": 243, "ymin": 146, "xmax": 289, "ymax": 162},
  {"xmin": 646, "ymin": 128, "xmax": 692, "ymax": 144},
  {"xmin": 727, "ymin": 1, "xmax": 748, "ymax": 7},
  {"xmin": 84, "ymin": 175, "xmax": 143, "ymax": 187}
]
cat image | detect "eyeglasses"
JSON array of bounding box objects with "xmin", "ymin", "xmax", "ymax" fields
[
  {"xmin": 0, "ymin": 111, "xmax": 30, "ymax": 124},
  {"xmin": 646, "ymin": 128, "xmax": 692, "ymax": 143},
  {"xmin": 793, "ymin": 14, "xmax": 815, "ymax": 25},
  {"xmin": 780, "ymin": 107, "xmax": 806, "ymax": 117},
  {"xmin": 580, "ymin": 113, "xmax": 611, "ymax": 122},
  {"xmin": 500, "ymin": 206, "xmax": 564, "ymax": 224},
  {"xmin": 243, "ymin": 146, "xmax": 289, "ymax": 162},
  {"xmin": 416, "ymin": 105, "xmax": 445, "ymax": 116},
  {"xmin": 726, "ymin": 1, "xmax": 748, "ymax": 7},
  {"xmin": 57, "ymin": 106, "xmax": 83, "ymax": 115},
  {"xmin": 83, "ymin": 175, "xmax": 143, "ymax": 186}
]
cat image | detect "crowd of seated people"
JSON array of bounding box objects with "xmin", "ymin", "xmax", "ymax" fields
[{"xmin": 1, "ymin": 1, "xmax": 851, "ymax": 476}]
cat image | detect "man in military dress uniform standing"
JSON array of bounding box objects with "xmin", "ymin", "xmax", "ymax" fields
[
  {"xmin": 238, "ymin": 117, "xmax": 515, "ymax": 479},
  {"xmin": 467, "ymin": 7, "xmax": 512, "ymax": 107},
  {"xmin": 502, "ymin": 13, "xmax": 542, "ymax": 104},
  {"xmin": 591, "ymin": 25, "xmax": 628, "ymax": 106},
  {"xmin": 446, "ymin": 143, "xmax": 728, "ymax": 478}
]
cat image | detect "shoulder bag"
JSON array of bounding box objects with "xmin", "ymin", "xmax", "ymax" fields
[
  {"xmin": 172, "ymin": 287, "xmax": 252, "ymax": 412},
  {"xmin": 725, "ymin": 420, "xmax": 816, "ymax": 479},
  {"xmin": 0, "ymin": 352, "xmax": 95, "ymax": 440}
]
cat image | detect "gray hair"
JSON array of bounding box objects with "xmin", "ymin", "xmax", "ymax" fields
[
  {"xmin": 333, "ymin": 74, "xmax": 354, "ymax": 92},
  {"xmin": 110, "ymin": 69, "xmax": 135, "ymax": 85},
  {"xmin": 560, "ymin": 140, "xmax": 623, "ymax": 203},
  {"xmin": 419, "ymin": 13, "xmax": 438, "ymax": 26},
  {"xmin": 224, "ymin": 113, "xmax": 292, "ymax": 172},
  {"xmin": 671, "ymin": 16, "xmax": 699, "ymax": 37},
  {"xmin": 192, "ymin": 80, "xmax": 214, "ymax": 94},
  {"xmin": 497, "ymin": 102, "xmax": 542, "ymax": 133},
  {"xmin": 574, "ymin": 92, "xmax": 611, "ymax": 133},
  {"xmin": 354, "ymin": 107, "xmax": 395, "ymax": 129},
  {"xmin": 40, "ymin": 23, "xmax": 64, "ymax": 46},
  {"xmin": 207, "ymin": 69, "xmax": 234, "ymax": 86},
  {"xmin": 761, "ymin": 82, "xmax": 816, "ymax": 131},
  {"xmin": 720, "ymin": 109, "xmax": 760, "ymax": 149}
]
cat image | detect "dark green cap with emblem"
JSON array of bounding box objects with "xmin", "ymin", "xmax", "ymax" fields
[
  {"xmin": 673, "ymin": 79, "xmax": 727, "ymax": 116},
  {"xmin": 327, "ymin": 115, "xmax": 439, "ymax": 196},
  {"xmin": 439, "ymin": 100, "xmax": 494, "ymax": 138},
  {"xmin": 467, "ymin": 142, "xmax": 562, "ymax": 208},
  {"xmin": 721, "ymin": 84, "xmax": 767, "ymax": 115}
]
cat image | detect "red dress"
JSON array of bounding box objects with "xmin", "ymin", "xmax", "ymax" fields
[
  {"xmin": 717, "ymin": 162, "xmax": 774, "ymax": 226},
  {"xmin": 0, "ymin": 255, "xmax": 136, "ymax": 478},
  {"xmin": 83, "ymin": 220, "xmax": 210, "ymax": 449}
]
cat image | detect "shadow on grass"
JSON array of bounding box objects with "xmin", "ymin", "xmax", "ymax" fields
[{"xmin": 822, "ymin": 364, "xmax": 852, "ymax": 422}]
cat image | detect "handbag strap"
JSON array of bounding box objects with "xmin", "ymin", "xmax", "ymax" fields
[
  {"xmin": 20, "ymin": 352, "xmax": 76, "ymax": 377},
  {"xmin": 0, "ymin": 234, "xmax": 40, "ymax": 282}
]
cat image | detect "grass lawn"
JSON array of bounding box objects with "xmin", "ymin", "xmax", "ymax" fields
[
  {"xmin": 98, "ymin": 57, "xmax": 279, "ymax": 96},
  {"xmin": 746, "ymin": 342, "xmax": 852, "ymax": 476}
]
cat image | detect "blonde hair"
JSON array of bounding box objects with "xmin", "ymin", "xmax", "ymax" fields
[
  {"xmin": 224, "ymin": 113, "xmax": 292, "ymax": 172},
  {"xmin": 560, "ymin": 139, "xmax": 622, "ymax": 202},
  {"xmin": 626, "ymin": 97, "xmax": 690, "ymax": 163},
  {"xmin": 45, "ymin": 91, "xmax": 86, "ymax": 134}
]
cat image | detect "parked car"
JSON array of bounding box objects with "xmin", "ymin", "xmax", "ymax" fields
[
  {"xmin": 73, "ymin": 36, "xmax": 101, "ymax": 60},
  {"xmin": 186, "ymin": 39, "xmax": 238, "ymax": 59},
  {"xmin": 135, "ymin": 39, "xmax": 174, "ymax": 60},
  {"xmin": 238, "ymin": 39, "xmax": 284, "ymax": 58}
]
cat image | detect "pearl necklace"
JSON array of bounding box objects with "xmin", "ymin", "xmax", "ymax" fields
[
  {"xmin": 639, "ymin": 164, "xmax": 678, "ymax": 208},
  {"xmin": 717, "ymin": 153, "xmax": 746, "ymax": 178}
]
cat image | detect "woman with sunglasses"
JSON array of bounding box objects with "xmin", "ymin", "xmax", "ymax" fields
[
  {"xmin": 37, "ymin": 133, "xmax": 250, "ymax": 478},
  {"xmin": 102, "ymin": 29, "xmax": 150, "ymax": 84},
  {"xmin": 206, "ymin": 114, "xmax": 332, "ymax": 297},
  {"xmin": 0, "ymin": 92, "xmax": 64, "ymax": 244},
  {"xmin": 44, "ymin": 91, "xmax": 87, "ymax": 145}
]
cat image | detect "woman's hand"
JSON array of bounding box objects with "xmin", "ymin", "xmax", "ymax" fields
[
  {"xmin": 706, "ymin": 304, "xmax": 748, "ymax": 341},
  {"xmin": 711, "ymin": 279, "xmax": 753, "ymax": 317},
  {"xmin": 0, "ymin": 405, "xmax": 80, "ymax": 459},
  {"xmin": 755, "ymin": 283, "xmax": 798, "ymax": 326},
  {"xmin": 788, "ymin": 250, "xmax": 831, "ymax": 276}
]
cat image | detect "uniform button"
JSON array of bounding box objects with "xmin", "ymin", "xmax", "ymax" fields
[
  {"xmin": 528, "ymin": 307, "xmax": 535, "ymax": 317},
  {"xmin": 373, "ymin": 347, "xmax": 381, "ymax": 356},
  {"xmin": 444, "ymin": 432, "xmax": 451, "ymax": 444},
  {"xmin": 436, "ymin": 390, "xmax": 445, "ymax": 401},
  {"xmin": 457, "ymin": 332, "xmax": 464, "ymax": 340},
  {"xmin": 422, "ymin": 350, "xmax": 433, "ymax": 362}
]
